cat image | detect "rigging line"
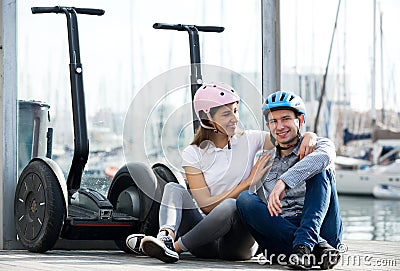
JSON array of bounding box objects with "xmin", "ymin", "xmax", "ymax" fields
[
  {"xmin": 313, "ymin": 0, "xmax": 342, "ymax": 133},
  {"xmin": 380, "ymin": 10, "xmax": 385, "ymax": 124}
]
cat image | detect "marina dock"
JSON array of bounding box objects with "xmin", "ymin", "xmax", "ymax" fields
[{"xmin": 0, "ymin": 240, "xmax": 398, "ymax": 271}]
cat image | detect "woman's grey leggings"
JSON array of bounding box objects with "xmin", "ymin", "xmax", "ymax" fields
[{"xmin": 159, "ymin": 182, "xmax": 257, "ymax": 260}]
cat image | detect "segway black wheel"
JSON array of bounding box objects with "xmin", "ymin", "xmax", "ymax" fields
[
  {"xmin": 108, "ymin": 165, "xmax": 139, "ymax": 253},
  {"xmin": 108, "ymin": 163, "xmax": 179, "ymax": 253},
  {"xmin": 137, "ymin": 162, "xmax": 180, "ymax": 235},
  {"xmin": 14, "ymin": 160, "xmax": 65, "ymax": 252}
]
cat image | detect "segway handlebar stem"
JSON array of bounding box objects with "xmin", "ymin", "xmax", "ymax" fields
[{"xmin": 32, "ymin": 6, "xmax": 103, "ymax": 194}]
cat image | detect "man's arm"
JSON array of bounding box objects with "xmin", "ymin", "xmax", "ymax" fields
[
  {"xmin": 280, "ymin": 137, "xmax": 335, "ymax": 189},
  {"xmin": 267, "ymin": 137, "xmax": 336, "ymax": 217}
]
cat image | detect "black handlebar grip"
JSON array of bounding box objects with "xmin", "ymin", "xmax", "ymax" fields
[
  {"xmin": 32, "ymin": 6, "xmax": 104, "ymax": 16},
  {"xmin": 74, "ymin": 8, "xmax": 105, "ymax": 16},
  {"xmin": 31, "ymin": 7, "xmax": 61, "ymax": 14},
  {"xmin": 153, "ymin": 23, "xmax": 185, "ymax": 31},
  {"xmin": 153, "ymin": 23, "xmax": 224, "ymax": 33},
  {"xmin": 195, "ymin": 26, "xmax": 224, "ymax": 33}
]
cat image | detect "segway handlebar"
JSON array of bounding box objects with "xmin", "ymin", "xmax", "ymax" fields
[
  {"xmin": 153, "ymin": 23, "xmax": 224, "ymax": 33},
  {"xmin": 32, "ymin": 6, "xmax": 105, "ymax": 16}
]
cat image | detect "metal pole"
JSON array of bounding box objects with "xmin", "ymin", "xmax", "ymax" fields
[
  {"xmin": 1, "ymin": 0, "xmax": 20, "ymax": 249},
  {"xmin": 262, "ymin": 0, "xmax": 281, "ymax": 101}
]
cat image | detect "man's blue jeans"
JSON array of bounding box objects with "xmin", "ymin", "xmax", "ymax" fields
[{"xmin": 236, "ymin": 169, "xmax": 343, "ymax": 256}]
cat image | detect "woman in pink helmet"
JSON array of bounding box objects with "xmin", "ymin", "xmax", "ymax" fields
[{"xmin": 130, "ymin": 82, "xmax": 317, "ymax": 263}]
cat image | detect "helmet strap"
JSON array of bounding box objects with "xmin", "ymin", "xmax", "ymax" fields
[
  {"xmin": 198, "ymin": 111, "xmax": 216, "ymax": 130},
  {"xmin": 270, "ymin": 133, "xmax": 276, "ymax": 146},
  {"xmin": 201, "ymin": 112, "xmax": 233, "ymax": 150},
  {"xmin": 213, "ymin": 127, "xmax": 232, "ymax": 149},
  {"xmin": 276, "ymin": 135, "xmax": 300, "ymax": 150},
  {"xmin": 207, "ymin": 123, "xmax": 232, "ymax": 150},
  {"xmin": 276, "ymin": 143, "xmax": 296, "ymax": 150}
]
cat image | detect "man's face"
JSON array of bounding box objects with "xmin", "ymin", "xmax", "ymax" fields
[{"xmin": 266, "ymin": 109, "xmax": 304, "ymax": 146}]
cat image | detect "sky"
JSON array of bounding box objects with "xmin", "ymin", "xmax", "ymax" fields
[
  {"xmin": 17, "ymin": 0, "xmax": 400, "ymax": 116},
  {"xmin": 17, "ymin": 0, "xmax": 264, "ymax": 151},
  {"xmin": 17, "ymin": 0, "xmax": 262, "ymax": 115},
  {"xmin": 281, "ymin": 0, "xmax": 400, "ymax": 112}
]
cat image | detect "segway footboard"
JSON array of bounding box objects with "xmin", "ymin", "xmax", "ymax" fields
[{"xmin": 61, "ymin": 187, "xmax": 138, "ymax": 240}]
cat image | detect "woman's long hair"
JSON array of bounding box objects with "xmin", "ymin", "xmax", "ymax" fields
[{"xmin": 191, "ymin": 107, "xmax": 219, "ymax": 148}]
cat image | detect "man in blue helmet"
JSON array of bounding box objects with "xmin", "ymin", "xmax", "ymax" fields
[{"xmin": 236, "ymin": 90, "xmax": 343, "ymax": 270}]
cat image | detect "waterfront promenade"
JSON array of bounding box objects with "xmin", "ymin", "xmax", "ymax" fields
[{"xmin": 0, "ymin": 240, "xmax": 398, "ymax": 271}]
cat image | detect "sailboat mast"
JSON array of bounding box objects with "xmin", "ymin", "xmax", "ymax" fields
[
  {"xmin": 380, "ymin": 9, "xmax": 385, "ymax": 123},
  {"xmin": 371, "ymin": 0, "xmax": 377, "ymax": 125},
  {"xmin": 313, "ymin": 0, "xmax": 342, "ymax": 133}
]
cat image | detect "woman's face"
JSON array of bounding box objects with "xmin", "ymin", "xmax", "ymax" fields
[{"xmin": 211, "ymin": 102, "xmax": 239, "ymax": 137}]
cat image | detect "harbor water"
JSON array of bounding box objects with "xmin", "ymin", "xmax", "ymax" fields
[{"xmin": 339, "ymin": 195, "xmax": 400, "ymax": 242}]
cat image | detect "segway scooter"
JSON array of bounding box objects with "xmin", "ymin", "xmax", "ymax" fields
[{"xmin": 14, "ymin": 6, "xmax": 177, "ymax": 253}]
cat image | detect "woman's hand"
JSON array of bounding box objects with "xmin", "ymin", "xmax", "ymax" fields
[
  {"xmin": 298, "ymin": 132, "xmax": 317, "ymax": 160},
  {"xmin": 245, "ymin": 153, "xmax": 272, "ymax": 187}
]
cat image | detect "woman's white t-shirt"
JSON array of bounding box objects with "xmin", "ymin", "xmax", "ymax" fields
[{"xmin": 181, "ymin": 130, "xmax": 267, "ymax": 196}]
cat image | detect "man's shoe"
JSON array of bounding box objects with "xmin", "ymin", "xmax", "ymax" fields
[
  {"xmin": 126, "ymin": 233, "xmax": 146, "ymax": 255},
  {"xmin": 313, "ymin": 242, "xmax": 341, "ymax": 270},
  {"xmin": 288, "ymin": 244, "xmax": 314, "ymax": 269},
  {"xmin": 141, "ymin": 231, "xmax": 179, "ymax": 263}
]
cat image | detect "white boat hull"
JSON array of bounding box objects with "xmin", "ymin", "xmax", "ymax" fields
[
  {"xmin": 372, "ymin": 184, "xmax": 400, "ymax": 199},
  {"xmin": 335, "ymin": 165, "xmax": 400, "ymax": 197}
]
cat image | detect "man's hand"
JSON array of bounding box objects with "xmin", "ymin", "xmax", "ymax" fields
[{"xmin": 267, "ymin": 179, "xmax": 287, "ymax": 216}]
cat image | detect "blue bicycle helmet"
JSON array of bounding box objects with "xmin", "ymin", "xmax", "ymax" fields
[{"xmin": 262, "ymin": 90, "xmax": 306, "ymax": 123}]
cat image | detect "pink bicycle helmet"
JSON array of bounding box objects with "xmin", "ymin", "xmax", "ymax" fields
[{"xmin": 193, "ymin": 82, "xmax": 240, "ymax": 129}]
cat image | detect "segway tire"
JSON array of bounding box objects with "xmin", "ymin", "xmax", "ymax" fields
[
  {"xmin": 109, "ymin": 163, "xmax": 179, "ymax": 254},
  {"xmin": 14, "ymin": 160, "xmax": 65, "ymax": 252},
  {"xmin": 108, "ymin": 166, "xmax": 139, "ymax": 253}
]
